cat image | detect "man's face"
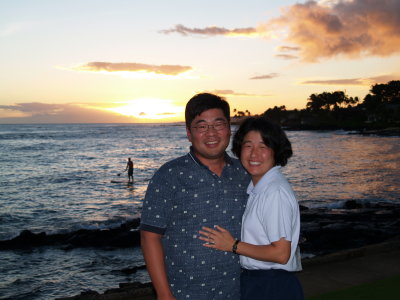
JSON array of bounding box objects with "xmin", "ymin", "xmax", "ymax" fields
[{"xmin": 186, "ymin": 108, "xmax": 231, "ymax": 163}]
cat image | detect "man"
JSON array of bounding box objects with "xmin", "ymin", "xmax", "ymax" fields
[
  {"xmin": 125, "ymin": 157, "xmax": 134, "ymax": 183},
  {"xmin": 140, "ymin": 93, "xmax": 249, "ymax": 299}
]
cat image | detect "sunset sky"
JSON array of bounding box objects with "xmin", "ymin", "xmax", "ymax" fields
[{"xmin": 1, "ymin": 0, "xmax": 399, "ymax": 123}]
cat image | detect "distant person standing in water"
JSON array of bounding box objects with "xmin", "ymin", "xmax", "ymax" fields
[{"xmin": 125, "ymin": 158, "xmax": 134, "ymax": 183}]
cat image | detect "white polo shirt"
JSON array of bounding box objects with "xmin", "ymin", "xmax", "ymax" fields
[{"xmin": 240, "ymin": 166, "xmax": 302, "ymax": 272}]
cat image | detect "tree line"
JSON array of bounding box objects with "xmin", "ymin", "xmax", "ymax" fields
[{"xmin": 254, "ymin": 80, "xmax": 400, "ymax": 132}]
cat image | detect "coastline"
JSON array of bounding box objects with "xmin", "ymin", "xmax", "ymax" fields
[
  {"xmin": 57, "ymin": 236, "xmax": 400, "ymax": 299},
  {"xmin": 2, "ymin": 200, "xmax": 399, "ymax": 299}
]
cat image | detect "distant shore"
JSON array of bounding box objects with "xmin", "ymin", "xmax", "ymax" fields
[{"xmin": 231, "ymin": 116, "xmax": 400, "ymax": 137}]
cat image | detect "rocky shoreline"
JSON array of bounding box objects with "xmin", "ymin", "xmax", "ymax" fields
[
  {"xmin": 2, "ymin": 200, "xmax": 398, "ymax": 253},
  {"xmin": 56, "ymin": 236, "xmax": 400, "ymax": 300},
  {"xmin": 2, "ymin": 200, "xmax": 399, "ymax": 299}
]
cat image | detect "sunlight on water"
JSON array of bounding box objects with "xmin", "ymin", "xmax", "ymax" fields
[{"xmin": 0, "ymin": 124, "xmax": 399, "ymax": 299}]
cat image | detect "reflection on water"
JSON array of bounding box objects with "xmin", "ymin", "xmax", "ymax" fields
[
  {"xmin": 285, "ymin": 131, "xmax": 400, "ymax": 207},
  {"xmin": 1, "ymin": 125, "xmax": 399, "ymax": 299}
]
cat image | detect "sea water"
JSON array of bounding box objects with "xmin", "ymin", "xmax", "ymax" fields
[{"xmin": 0, "ymin": 123, "xmax": 399, "ymax": 299}]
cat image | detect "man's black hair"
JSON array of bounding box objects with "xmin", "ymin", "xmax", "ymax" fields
[{"xmin": 185, "ymin": 93, "xmax": 230, "ymax": 128}]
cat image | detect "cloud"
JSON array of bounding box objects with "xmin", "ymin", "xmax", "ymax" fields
[
  {"xmin": 0, "ymin": 102, "xmax": 64, "ymax": 114},
  {"xmin": 162, "ymin": 1, "xmax": 400, "ymax": 62},
  {"xmin": 249, "ymin": 73, "xmax": 279, "ymax": 80},
  {"xmin": 138, "ymin": 112, "xmax": 176, "ymax": 117},
  {"xmin": 75, "ymin": 62, "xmax": 192, "ymax": 76},
  {"xmin": 264, "ymin": 0, "xmax": 400, "ymax": 61},
  {"xmin": 0, "ymin": 102, "xmax": 139, "ymax": 123},
  {"xmin": 207, "ymin": 90, "xmax": 272, "ymax": 97},
  {"xmin": 275, "ymin": 54, "xmax": 299, "ymax": 60},
  {"xmin": 159, "ymin": 24, "xmax": 258, "ymax": 37},
  {"xmin": 301, "ymin": 73, "xmax": 400, "ymax": 86},
  {"xmin": 277, "ymin": 46, "xmax": 301, "ymax": 52}
]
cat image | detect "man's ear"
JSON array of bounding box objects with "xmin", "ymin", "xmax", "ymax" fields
[{"xmin": 186, "ymin": 127, "xmax": 192, "ymax": 142}]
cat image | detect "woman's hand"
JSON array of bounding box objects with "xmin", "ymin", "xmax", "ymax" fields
[{"xmin": 199, "ymin": 225, "xmax": 236, "ymax": 252}]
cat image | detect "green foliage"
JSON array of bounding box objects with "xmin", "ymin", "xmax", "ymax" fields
[{"xmin": 306, "ymin": 274, "xmax": 400, "ymax": 300}]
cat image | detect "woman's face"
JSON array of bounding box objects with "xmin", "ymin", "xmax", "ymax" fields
[{"xmin": 240, "ymin": 130, "xmax": 275, "ymax": 185}]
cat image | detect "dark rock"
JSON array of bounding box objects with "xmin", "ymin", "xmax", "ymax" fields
[
  {"xmin": 0, "ymin": 218, "xmax": 142, "ymax": 250},
  {"xmin": 299, "ymin": 205, "xmax": 309, "ymax": 211},
  {"xmin": 344, "ymin": 200, "xmax": 363, "ymax": 209},
  {"xmin": 118, "ymin": 265, "xmax": 147, "ymax": 275},
  {"xmin": 299, "ymin": 202, "xmax": 400, "ymax": 256}
]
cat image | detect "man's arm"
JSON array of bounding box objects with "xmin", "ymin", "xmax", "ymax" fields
[{"xmin": 140, "ymin": 230, "xmax": 175, "ymax": 300}]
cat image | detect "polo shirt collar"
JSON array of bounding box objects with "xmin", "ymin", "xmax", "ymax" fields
[
  {"xmin": 247, "ymin": 166, "xmax": 281, "ymax": 195},
  {"xmin": 188, "ymin": 146, "xmax": 233, "ymax": 168}
]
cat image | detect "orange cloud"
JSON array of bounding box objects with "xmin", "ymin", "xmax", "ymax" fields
[
  {"xmin": 159, "ymin": 1, "xmax": 400, "ymax": 62},
  {"xmin": 159, "ymin": 24, "xmax": 258, "ymax": 37},
  {"xmin": 0, "ymin": 102, "xmax": 139, "ymax": 123},
  {"xmin": 249, "ymin": 73, "xmax": 279, "ymax": 80},
  {"xmin": 301, "ymin": 74, "xmax": 400, "ymax": 86},
  {"xmin": 265, "ymin": 0, "xmax": 400, "ymax": 62},
  {"xmin": 76, "ymin": 62, "xmax": 192, "ymax": 75},
  {"xmin": 207, "ymin": 90, "xmax": 272, "ymax": 97},
  {"xmin": 275, "ymin": 54, "xmax": 298, "ymax": 60}
]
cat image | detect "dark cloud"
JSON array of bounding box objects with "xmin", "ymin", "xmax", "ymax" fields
[
  {"xmin": 0, "ymin": 102, "xmax": 65, "ymax": 114},
  {"xmin": 277, "ymin": 46, "xmax": 301, "ymax": 52},
  {"xmin": 76, "ymin": 62, "xmax": 192, "ymax": 76},
  {"xmin": 159, "ymin": 24, "xmax": 257, "ymax": 37}
]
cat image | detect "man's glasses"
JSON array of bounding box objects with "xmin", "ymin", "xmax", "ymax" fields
[{"xmin": 191, "ymin": 122, "xmax": 228, "ymax": 133}]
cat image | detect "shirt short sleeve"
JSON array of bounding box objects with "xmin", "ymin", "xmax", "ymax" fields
[
  {"xmin": 259, "ymin": 187, "xmax": 294, "ymax": 243},
  {"xmin": 139, "ymin": 165, "xmax": 175, "ymax": 234}
]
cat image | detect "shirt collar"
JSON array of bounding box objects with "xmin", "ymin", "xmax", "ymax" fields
[
  {"xmin": 188, "ymin": 146, "xmax": 233, "ymax": 168},
  {"xmin": 247, "ymin": 165, "xmax": 281, "ymax": 195}
]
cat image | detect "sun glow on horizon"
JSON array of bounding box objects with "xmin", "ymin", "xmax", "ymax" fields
[{"xmin": 108, "ymin": 98, "xmax": 184, "ymax": 120}]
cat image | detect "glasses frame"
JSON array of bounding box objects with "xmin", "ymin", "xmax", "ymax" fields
[{"xmin": 191, "ymin": 122, "xmax": 229, "ymax": 133}]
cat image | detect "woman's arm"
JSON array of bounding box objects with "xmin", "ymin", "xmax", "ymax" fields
[{"xmin": 199, "ymin": 225, "xmax": 291, "ymax": 264}]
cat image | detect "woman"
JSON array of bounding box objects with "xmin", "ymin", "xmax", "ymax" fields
[{"xmin": 199, "ymin": 117, "xmax": 303, "ymax": 300}]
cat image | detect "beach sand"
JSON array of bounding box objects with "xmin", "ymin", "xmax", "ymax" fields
[{"xmin": 58, "ymin": 236, "xmax": 400, "ymax": 299}]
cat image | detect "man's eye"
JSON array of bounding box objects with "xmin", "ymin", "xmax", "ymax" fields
[{"xmin": 198, "ymin": 125, "xmax": 207, "ymax": 129}]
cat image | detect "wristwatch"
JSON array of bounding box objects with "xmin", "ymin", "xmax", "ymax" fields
[{"xmin": 232, "ymin": 239, "xmax": 240, "ymax": 254}]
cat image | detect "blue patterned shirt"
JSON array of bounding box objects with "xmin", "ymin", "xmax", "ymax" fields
[{"xmin": 140, "ymin": 150, "xmax": 249, "ymax": 299}]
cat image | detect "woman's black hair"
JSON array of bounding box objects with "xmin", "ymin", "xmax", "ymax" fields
[{"xmin": 232, "ymin": 117, "xmax": 292, "ymax": 166}]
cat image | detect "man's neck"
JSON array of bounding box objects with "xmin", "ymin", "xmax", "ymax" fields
[{"xmin": 194, "ymin": 154, "xmax": 226, "ymax": 177}]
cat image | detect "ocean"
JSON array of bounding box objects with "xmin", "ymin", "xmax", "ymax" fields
[{"xmin": 0, "ymin": 123, "xmax": 399, "ymax": 299}]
